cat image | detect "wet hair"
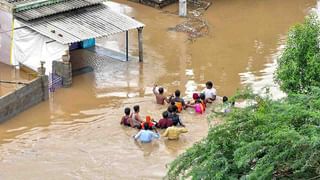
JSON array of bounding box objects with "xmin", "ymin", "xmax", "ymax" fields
[
  {"xmin": 206, "ymin": 81, "xmax": 213, "ymax": 89},
  {"xmin": 124, "ymin": 107, "xmax": 130, "ymax": 115},
  {"xmin": 162, "ymin": 111, "xmax": 169, "ymax": 118},
  {"xmin": 144, "ymin": 123, "xmax": 149, "ymax": 130},
  {"xmin": 200, "ymin": 93, "xmax": 205, "ymax": 100},
  {"xmin": 133, "ymin": 105, "xmax": 140, "ymax": 113},
  {"xmin": 175, "ymin": 90, "xmax": 181, "ymax": 97},
  {"xmin": 223, "ymin": 96, "xmax": 228, "ymax": 103},
  {"xmin": 158, "ymin": 87, "xmax": 164, "ymax": 94}
]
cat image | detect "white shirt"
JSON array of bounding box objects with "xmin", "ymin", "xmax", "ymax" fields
[{"xmin": 203, "ymin": 88, "xmax": 216, "ymax": 99}]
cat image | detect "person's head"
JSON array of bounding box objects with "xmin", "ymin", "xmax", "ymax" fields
[
  {"xmin": 146, "ymin": 116, "xmax": 151, "ymax": 123},
  {"xmin": 162, "ymin": 111, "xmax": 169, "ymax": 118},
  {"xmin": 158, "ymin": 87, "xmax": 164, "ymax": 94},
  {"xmin": 170, "ymin": 101, "xmax": 175, "ymax": 106},
  {"xmin": 133, "ymin": 105, "xmax": 140, "ymax": 113},
  {"xmin": 144, "ymin": 123, "xmax": 149, "ymax": 130},
  {"xmin": 168, "ymin": 105, "xmax": 174, "ymax": 113},
  {"xmin": 172, "ymin": 121, "xmax": 178, "ymax": 126},
  {"xmin": 196, "ymin": 99, "xmax": 201, "ymax": 104},
  {"xmin": 206, "ymin": 81, "xmax": 213, "ymax": 89},
  {"xmin": 231, "ymin": 101, "xmax": 235, "ymax": 106},
  {"xmin": 200, "ymin": 93, "xmax": 205, "ymax": 101},
  {"xmin": 175, "ymin": 90, "xmax": 181, "ymax": 97},
  {"xmin": 223, "ymin": 96, "xmax": 228, "ymax": 103},
  {"xmin": 124, "ymin": 107, "xmax": 130, "ymax": 116},
  {"xmin": 193, "ymin": 93, "xmax": 199, "ymax": 100}
]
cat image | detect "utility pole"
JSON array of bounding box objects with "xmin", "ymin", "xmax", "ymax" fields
[{"xmin": 179, "ymin": 0, "xmax": 187, "ymax": 17}]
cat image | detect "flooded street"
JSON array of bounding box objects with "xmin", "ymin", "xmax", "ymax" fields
[{"xmin": 0, "ymin": 0, "xmax": 317, "ymax": 179}]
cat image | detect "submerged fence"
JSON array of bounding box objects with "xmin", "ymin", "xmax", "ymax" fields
[{"xmin": 49, "ymin": 73, "xmax": 62, "ymax": 92}]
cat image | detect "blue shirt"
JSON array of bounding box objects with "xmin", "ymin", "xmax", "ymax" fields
[{"xmin": 134, "ymin": 130, "xmax": 160, "ymax": 143}]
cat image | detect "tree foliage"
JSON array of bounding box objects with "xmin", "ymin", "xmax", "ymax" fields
[
  {"xmin": 167, "ymin": 13, "xmax": 320, "ymax": 180},
  {"xmin": 167, "ymin": 89, "xmax": 320, "ymax": 179},
  {"xmin": 276, "ymin": 13, "xmax": 320, "ymax": 94}
]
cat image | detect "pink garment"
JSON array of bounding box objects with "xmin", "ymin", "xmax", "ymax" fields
[{"xmin": 195, "ymin": 103, "xmax": 203, "ymax": 114}]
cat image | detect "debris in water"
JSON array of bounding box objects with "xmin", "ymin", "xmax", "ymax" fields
[{"xmin": 167, "ymin": 0, "xmax": 212, "ymax": 40}]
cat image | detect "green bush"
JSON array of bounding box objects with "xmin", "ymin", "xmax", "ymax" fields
[
  {"xmin": 167, "ymin": 88, "xmax": 320, "ymax": 179},
  {"xmin": 276, "ymin": 13, "xmax": 320, "ymax": 94}
]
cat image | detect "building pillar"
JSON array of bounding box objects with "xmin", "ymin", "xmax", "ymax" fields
[
  {"xmin": 126, "ymin": 30, "xmax": 129, "ymax": 61},
  {"xmin": 37, "ymin": 61, "xmax": 49, "ymax": 100},
  {"xmin": 52, "ymin": 51, "xmax": 72, "ymax": 88},
  {"xmin": 137, "ymin": 27, "xmax": 143, "ymax": 62}
]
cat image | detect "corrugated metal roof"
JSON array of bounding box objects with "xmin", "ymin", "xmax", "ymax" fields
[
  {"xmin": 20, "ymin": 5, "xmax": 145, "ymax": 44},
  {"xmin": 14, "ymin": 0, "xmax": 103, "ymax": 21}
]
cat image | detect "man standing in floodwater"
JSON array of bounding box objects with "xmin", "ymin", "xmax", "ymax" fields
[
  {"xmin": 134, "ymin": 123, "xmax": 160, "ymax": 143},
  {"xmin": 171, "ymin": 90, "xmax": 186, "ymax": 112},
  {"xmin": 153, "ymin": 84, "xmax": 173, "ymax": 105},
  {"xmin": 202, "ymin": 81, "xmax": 217, "ymax": 103},
  {"xmin": 163, "ymin": 121, "xmax": 188, "ymax": 140}
]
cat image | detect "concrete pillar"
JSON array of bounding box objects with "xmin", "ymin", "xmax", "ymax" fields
[
  {"xmin": 37, "ymin": 62, "xmax": 49, "ymax": 100},
  {"xmin": 126, "ymin": 31, "xmax": 129, "ymax": 61},
  {"xmin": 179, "ymin": 0, "xmax": 187, "ymax": 17},
  {"xmin": 137, "ymin": 27, "xmax": 143, "ymax": 62},
  {"xmin": 52, "ymin": 51, "xmax": 72, "ymax": 88}
]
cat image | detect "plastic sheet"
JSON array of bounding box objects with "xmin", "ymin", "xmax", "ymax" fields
[{"xmin": 11, "ymin": 21, "xmax": 68, "ymax": 75}]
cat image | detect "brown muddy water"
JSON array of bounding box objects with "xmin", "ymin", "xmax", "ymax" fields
[
  {"xmin": 0, "ymin": 63, "xmax": 33, "ymax": 96},
  {"xmin": 0, "ymin": 0, "xmax": 317, "ymax": 179}
]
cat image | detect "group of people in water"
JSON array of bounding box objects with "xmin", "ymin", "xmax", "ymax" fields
[{"xmin": 120, "ymin": 81, "xmax": 230, "ymax": 143}]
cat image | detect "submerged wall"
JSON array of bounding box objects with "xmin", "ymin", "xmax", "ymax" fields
[{"xmin": 0, "ymin": 75, "xmax": 49, "ymax": 123}]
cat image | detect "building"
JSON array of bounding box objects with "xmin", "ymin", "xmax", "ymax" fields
[{"xmin": 0, "ymin": 0, "xmax": 144, "ymax": 87}]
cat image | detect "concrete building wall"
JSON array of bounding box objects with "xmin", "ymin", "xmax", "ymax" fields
[
  {"xmin": 52, "ymin": 60, "xmax": 72, "ymax": 87},
  {"xmin": 0, "ymin": 8, "xmax": 13, "ymax": 65},
  {"xmin": 0, "ymin": 75, "xmax": 49, "ymax": 123}
]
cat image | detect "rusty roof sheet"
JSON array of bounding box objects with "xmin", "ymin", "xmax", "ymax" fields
[
  {"xmin": 14, "ymin": 0, "xmax": 103, "ymax": 21},
  {"xmin": 20, "ymin": 5, "xmax": 145, "ymax": 44}
]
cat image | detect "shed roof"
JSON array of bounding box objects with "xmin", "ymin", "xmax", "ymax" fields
[
  {"xmin": 19, "ymin": 5, "xmax": 145, "ymax": 44},
  {"xmin": 14, "ymin": 0, "xmax": 103, "ymax": 21}
]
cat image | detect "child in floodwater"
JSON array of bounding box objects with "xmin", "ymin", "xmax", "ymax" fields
[
  {"xmin": 202, "ymin": 81, "xmax": 217, "ymax": 103},
  {"xmin": 153, "ymin": 84, "xmax": 173, "ymax": 105},
  {"xmin": 130, "ymin": 105, "xmax": 144, "ymax": 129},
  {"xmin": 188, "ymin": 99, "xmax": 205, "ymax": 114},
  {"xmin": 141, "ymin": 115, "xmax": 156, "ymax": 130},
  {"xmin": 120, "ymin": 107, "xmax": 132, "ymax": 127},
  {"xmin": 199, "ymin": 93, "xmax": 206, "ymax": 111},
  {"xmin": 169, "ymin": 106, "xmax": 185, "ymax": 127},
  {"xmin": 171, "ymin": 90, "xmax": 186, "ymax": 112},
  {"xmin": 163, "ymin": 121, "xmax": 188, "ymax": 140},
  {"xmin": 156, "ymin": 111, "xmax": 173, "ymax": 129},
  {"xmin": 222, "ymin": 96, "xmax": 234, "ymax": 114},
  {"xmin": 133, "ymin": 123, "xmax": 160, "ymax": 143}
]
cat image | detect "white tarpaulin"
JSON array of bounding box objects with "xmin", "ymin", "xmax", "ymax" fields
[{"xmin": 11, "ymin": 21, "xmax": 68, "ymax": 75}]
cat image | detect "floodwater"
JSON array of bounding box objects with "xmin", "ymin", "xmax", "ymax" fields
[
  {"xmin": 0, "ymin": 0, "xmax": 317, "ymax": 179},
  {"xmin": 0, "ymin": 63, "xmax": 33, "ymax": 96}
]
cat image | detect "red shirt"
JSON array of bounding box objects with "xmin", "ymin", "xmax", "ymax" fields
[{"xmin": 156, "ymin": 118, "xmax": 173, "ymax": 129}]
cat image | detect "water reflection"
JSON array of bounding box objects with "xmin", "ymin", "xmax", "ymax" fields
[{"xmin": 240, "ymin": 38, "xmax": 287, "ymax": 99}]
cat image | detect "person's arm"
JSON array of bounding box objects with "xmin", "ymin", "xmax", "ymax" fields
[
  {"xmin": 134, "ymin": 131, "xmax": 142, "ymax": 140},
  {"xmin": 120, "ymin": 116, "xmax": 124, "ymax": 125},
  {"xmin": 153, "ymin": 84, "xmax": 158, "ymax": 95},
  {"xmin": 179, "ymin": 127, "xmax": 188, "ymax": 133},
  {"xmin": 152, "ymin": 131, "xmax": 160, "ymax": 139},
  {"xmin": 178, "ymin": 118, "xmax": 185, "ymax": 127},
  {"xmin": 163, "ymin": 128, "xmax": 169, "ymax": 137}
]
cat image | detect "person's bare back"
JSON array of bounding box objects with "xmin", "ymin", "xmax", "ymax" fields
[{"xmin": 153, "ymin": 85, "xmax": 172, "ymax": 105}]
